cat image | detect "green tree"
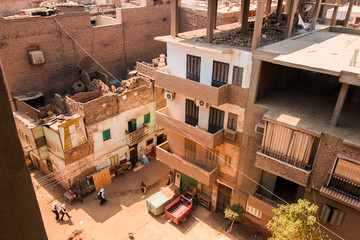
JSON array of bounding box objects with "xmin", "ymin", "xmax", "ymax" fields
[
  {"xmin": 267, "ymin": 199, "xmax": 329, "ymax": 240},
  {"xmin": 224, "ymin": 204, "xmax": 245, "ymax": 232}
]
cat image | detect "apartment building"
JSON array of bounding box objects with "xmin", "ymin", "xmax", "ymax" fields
[
  {"xmin": 144, "ymin": 0, "xmax": 360, "ymax": 239},
  {"xmin": 13, "ymin": 73, "xmax": 165, "ymax": 190}
]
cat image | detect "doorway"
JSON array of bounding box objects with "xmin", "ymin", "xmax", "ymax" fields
[
  {"xmin": 217, "ymin": 183, "xmax": 232, "ymax": 212},
  {"xmin": 129, "ymin": 144, "xmax": 138, "ymax": 168}
]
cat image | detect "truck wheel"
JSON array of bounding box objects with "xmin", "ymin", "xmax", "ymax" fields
[{"xmin": 181, "ymin": 217, "xmax": 187, "ymax": 223}]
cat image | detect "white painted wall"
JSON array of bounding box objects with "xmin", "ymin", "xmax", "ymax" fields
[
  {"xmin": 166, "ymin": 93, "xmax": 246, "ymax": 134},
  {"xmin": 167, "ymin": 43, "xmax": 252, "ymax": 88}
]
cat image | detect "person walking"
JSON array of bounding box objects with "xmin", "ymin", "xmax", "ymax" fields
[
  {"xmin": 51, "ymin": 201, "xmax": 59, "ymax": 220},
  {"xmin": 60, "ymin": 204, "xmax": 71, "ymax": 220},
  {"xmin": 98, "ymin": 188, "xmax": 107, "ymax": 205},
  {"xmin": 140, "ymin": 182, "xmax": 146, "ymax": 194},
  {"xmin": 73, "ymin": 185, "xmax": 83, "ymax": 203}
]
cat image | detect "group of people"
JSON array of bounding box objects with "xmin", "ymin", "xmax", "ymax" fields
[
  {"xmin": 51, "ymin": 182, "xmax": 147, "ymax": 221},
  {"xmin": 51, "ymin": 202, "xmax": 71, "ymax": 221}
]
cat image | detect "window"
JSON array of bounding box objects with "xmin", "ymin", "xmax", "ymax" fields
[
  {"xmin": 246, "ymin": 203, "xmax": 262, "ymax": 219},
  {"xmin": 225, "ymin": 155, "xmax": 232, "ymax": 167},
  {"xmin": 208, "ymin": 107, "xmax": 225, "ymax": 134},
  {"xmin": 232, "ymin": 66, "xmax": 243, "ymax": 86},
  {"xmin": 128, "ymin": 119, "xmax": 137, "ymax": 133},
  {"xmin": 227, "ymin": 112, "xmax": 238, "ymax": 131},
  {"xmin": 212, "ymin": 61, "xmax": 229, "ymax": 87},
  {"xmin": 186, "ymin": 55, "xmax": 201, "ymax": 82},
  {"xmin": 206, "ymin": 148, "xmax": 219, "ymax": 170},
  {"xmin": 46, "ymin": 159, "xmax": 53, "ymax": 172},
  {"xmin": 110, "ymin": 155, "xmax": 118, "ymax": 166},
  {"xmin": 144, "ymin": 113, "xmax": 150, "ymax": 124},
  {"xmin": 103, "ymin": 129, "xmax": 111, "ymax": 141},
  {"xmin": 185, "ymin": 99, "xmax": 199, "ymax": 127},
  {"xmin": 185, "ymin": 138, "xmax": 196, "ymax": 163},
  {"xmin": 319, "ymin": 203, "xmax": 345, "ymax": 227},
  {"xmin": 146, "ymin": 138, "xmax": 154, "ymax": 146}
]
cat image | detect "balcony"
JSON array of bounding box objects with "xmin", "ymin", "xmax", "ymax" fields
[
  {"xmin": 320, "ymin": 173, "xmax": 360, "ymax": 210},
  {"xmin": 248, "ymin": 185, "xmax": 278, "ymax": 217},
  {"xmin": 255, "ymin": 148, "xmax": 312, "ymax": 187},
  {"xmin": 154, "ymin": 67, "xmax": 231, "ymax": 106},
  {"xmin": 156, "ymin": 141, "xmax": 220, "ymax": 186},
  {"xmin": 126, "ymin": 125, "xmax": 156, "ymax": 146},
  {"xmin": 156, "ymin": 107, "xmax": 224, "ymax": 149}
]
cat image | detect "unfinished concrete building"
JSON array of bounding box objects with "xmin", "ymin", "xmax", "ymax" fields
[
  {"xmin": 13, "ymin": 72, "xmax": 165, "ymax": 192},
  {"xmin": 134, "ymin": 0, "xmax": 360, "ymax": 239}
]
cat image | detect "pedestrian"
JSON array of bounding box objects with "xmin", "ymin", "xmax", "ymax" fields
[
  {"xmin": 73, "ymin": 185, "xmax": 83, "ymax": 203},
  {"xmin": 98, "ymin": 188, "xmax": 107, "ymax": 205},
  {"xmin": 140, "ymin": 181, "xmax": 146, "ymax": 194},
  {"xmin": 60, "ymin": 204, "xmax": 71, "ymax": 220},
  {"xmin": 51, "ymin": 201, "xmax": 59, "ymax": 220}
]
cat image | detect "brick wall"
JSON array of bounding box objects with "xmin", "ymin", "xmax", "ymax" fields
[
  {"xmin": 0, "ymin": 0, "xmax": 32, "ymax": 17},
  {"xmin": 0, "ymin": 4, "xmax": 170, "ymax": 99}
]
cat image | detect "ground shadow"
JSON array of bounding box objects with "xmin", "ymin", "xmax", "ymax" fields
[{"xmin": 167, "ymin": 214, "xmax": 199, "ymax": 234}]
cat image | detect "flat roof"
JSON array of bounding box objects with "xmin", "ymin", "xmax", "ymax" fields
[{"xmin": 257, "ymin": 27, "xmax": 360, "ymax": 76}]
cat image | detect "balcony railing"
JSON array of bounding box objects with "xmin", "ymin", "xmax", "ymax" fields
[
  {"xmin": 156, "ymin": 107, "xmax": 224, "ymax": 149},
  {"xmin": 156, "ymin": 141, "xmax": 220, "ymax": 186},
  {"xmin": 327, "ymin": 172, "xmax": 360, "ymax": 200},
  {"xmin": 258, "ymin": 147, "xmax": 312, "ymax": 171},
  {"xmin": 252, "ymin": 185, "xmax": 279, "ymax": 208},
  {"xmin": 126, "ymin": 125, "xmax": 156, "ymax": 146}
]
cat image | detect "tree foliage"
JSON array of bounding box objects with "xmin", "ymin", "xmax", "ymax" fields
[
  {"xmin": 224, "ymin": 204, "xmax": 245, "ymax": 232},
  {"xmin": 267, "ymin": 199, "xmax": 329, "ymax": 240}
]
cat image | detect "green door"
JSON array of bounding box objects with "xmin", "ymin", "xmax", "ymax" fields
[{"xmin": 175, "ymin": 170, "xmax": 198, "ymax": 192}]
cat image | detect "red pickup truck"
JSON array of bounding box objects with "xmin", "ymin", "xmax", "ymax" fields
[{"xmin": 165, "ymin": 194, "xmax": 193, "ymax": 224}]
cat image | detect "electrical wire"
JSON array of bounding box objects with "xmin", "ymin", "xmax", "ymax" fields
[{"xmin": 48, "ymin": 16, "xmax": 345, "ymax": 240}]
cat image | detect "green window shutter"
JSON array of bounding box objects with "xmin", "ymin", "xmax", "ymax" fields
[
  {"xmin": 330, "ymin": 209, "xmax": 345, "ymax": 226},
  {"xmin": 144, "ymin": 113, "xmax": 150, "ymax": 124},
  {"xmin": 128, "ymin": 119, "xmax": 137, "ymax": 133},
  {"xmin": 319, "ymin": 203, "xmax": 331, "ymax": 223},
  {"xmin": 103, "ymin": 129, "xmax": 111, "ymax": 141}
]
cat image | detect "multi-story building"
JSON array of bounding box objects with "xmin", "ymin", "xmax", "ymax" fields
[
  {"xmin": 146, "ymin": 0, "xmax": 360, "ymax": 239},
  {"xmin": 13, "ymin": 72, "xmax": 165, "ymax": 191}
]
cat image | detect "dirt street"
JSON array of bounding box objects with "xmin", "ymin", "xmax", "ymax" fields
[{"xmin": 32, "ymin": 160, "xmax": 232, "ymax": 240}]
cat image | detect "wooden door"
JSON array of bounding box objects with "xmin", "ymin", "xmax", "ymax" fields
[
  {"xmin": 129, "ymin": 144, "xmax": 138, "ymax": 167},
  {"xmin": 217, "ymin": 184, "xmax": 232, "ymax": 212}
]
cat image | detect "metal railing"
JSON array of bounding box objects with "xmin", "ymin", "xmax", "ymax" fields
[
  {"xmin": 327, "ymin": 172, "xmax": 360, "ymax": 200},
  {"xmin": 126, "ymin": 125, "xmax": 156, "ymax": 146},
  {"xmin": 258, "ymin": 146, "xmax": 312, "ymax": 171}
]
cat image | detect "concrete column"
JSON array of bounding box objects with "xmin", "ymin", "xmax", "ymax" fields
[
  {"xmin": 284, "ymin": 0, "xmax": 299, "ymax": 39},
  {"xmin": 266, "ymin": 0, "xmax": 272, "ymax": 15},
  {"xmin": 206, "ymin": 0, "xmax": 217, "ymax": 43},
  {"xmin": 331, "ymin": 83, "xmax": 350, "ymax": 127},
  {"xmin": 276, "ymin": 0, "xmax": 284, "ymax": 22},
  {"xmin": 240, "ymin": 0, "xmax": 251, "ymax": 33},
  {"xmin": 284, "ymin": 0, "xmax": 291, "ymax": 14},
  {"xmin": 251, "ymin": 0, "xmax": 266, "ymax": 51},
  {"xmin": 248, "ymin": 59, "xmax": 263, "ymax": 103},
  {"xmin": 310, "ymin": 0, "xmax": 322, "ymax": 30},
  {"xmin": 330, "ymin": 1, "xmax": 340, "ymax": 26},
  {"xmin": 0, "ymin": 62, "xmax": 47, "ymax": 239},
  {"xmin": 212, "ymin": 0, "xmax": 218, "ymax": 29},
  {"xmin": 171, "ymin": 0, "xmax": 179, "ymax": 37},
  {"xmin": 344, "ymin": 0, "xmax": 354, "ymax": 27}
]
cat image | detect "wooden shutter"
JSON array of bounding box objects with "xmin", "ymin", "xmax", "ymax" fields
[
  {"xmin": 144, "ymin": 113, "xmax": 150, "ymax": 124},
  {"xmin": 128, "ymin": 119, "xmax": 137, "ymax": 133},
  {"xmin": 319, "ymin": 203, "xmax": 331, "ymax": 223},
  {"xmin": 186, "ymin": 55, "xmax": 201, "ymax": 82},
  {"xmin": 232, "ymin": 66, "xmax": 243, "ymax": 86},
  {"xmin": 185, "ymin": 99, "xmax": 199, "ymax": 127},
  {"xmin": 329, "ymin": 208, "xmax": 345, "ymax": 226},
  {"xmin": 208, "ymin": 107, "xmax": 225, "ymax": 134},
  {"xmin": 212, "ymin": 61, "xmax": 229, "ymax": 87}
]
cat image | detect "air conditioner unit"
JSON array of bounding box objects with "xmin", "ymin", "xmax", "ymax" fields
[
  {"xmin": 195, "ymin": 99, "xmax": 208, "ymax": 108},
  {"xmin": 255, "ymin": 123, "xmax": 265, "ymax": 134},
  {"xmin": 164, "ymin": 91, "xmax": 175, "ymax": 101},
  {"xmin": 28, "ymin": 50, "xmax": 45, "ymax": 65},
  {"xmin": 224, "ymin": 128, "xmax": 237, "ymax": 140}
]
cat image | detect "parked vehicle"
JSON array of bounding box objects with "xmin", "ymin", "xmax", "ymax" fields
[
  {"xmin": 146, "ymin": 184, "xmax": 179, "ymax": 216},
  {"xmin": 165, "ymin": 194, "xmax": 193, "ymax": 224}
]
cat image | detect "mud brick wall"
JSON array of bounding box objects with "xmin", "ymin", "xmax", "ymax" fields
[
  {"xmin": 311, "ymin": 133, "xmax": 360, "ymax": 189},
  {"xmin": 82, "ymin": 94, "xmax": 119, "ymax": 124},
  {"xmin": 0, "ymin": 4, "xmax": 170, "ymax": 99},
  {"xmin": 0, "ymin": 0, "xmax": 32, "ymax": 17}
]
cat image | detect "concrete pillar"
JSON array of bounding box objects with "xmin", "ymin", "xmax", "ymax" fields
[
  {"xmin": 240, "ymin": 0, "xmax": 251, "ymax": 33},
  {"xmin": 0, "ymin": 61, "xmax": 47, "ymax": 239},
  {"xmin": 330, "ymin": 1, "xmax": 340, "ymax": 26},
  {"xmin": 251, "ymin": 0, "xmax": 266, "ymax": 51},
  {"xmin": 344, "ymin": 0, "xmax": 354, "ymax": 27},
  {"xmin": 284, "ymin": 0, "xmax": 291, "ymax": 14},
  {"xmin": 171, "ymin": 0, "xmax": 179, "ymax": 37},
  {"xmin": 248, "ymin": 59, "xmax": 263, "ymax": 103},
  {"xmin": 276, "ymin": 0, "xmax": 284, "ymax": 22},
  {"xmin": 266, "ymin": 0, "xmax": 272, "ymax": 15},
  {"xmin": 211, "ymin": 182, "xmax": 218, "ymax": 211},
  {"xmin": 331, "ymin": 83, "xmax": 350, "ymax": 127},
  {"xmin": 206, "ymin": 0, "xmax": 217, "ymax": 43},
  {"xmin": 310, "ymin": 0, "xmax": 321, "ymax": 30},
  {"xmin": 212, "ymin": 0, "xmax": 218, "ymax": 29},
  {"xmin": 284, "ymin": 0, "xmax": 299, "ymax": 39}
]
